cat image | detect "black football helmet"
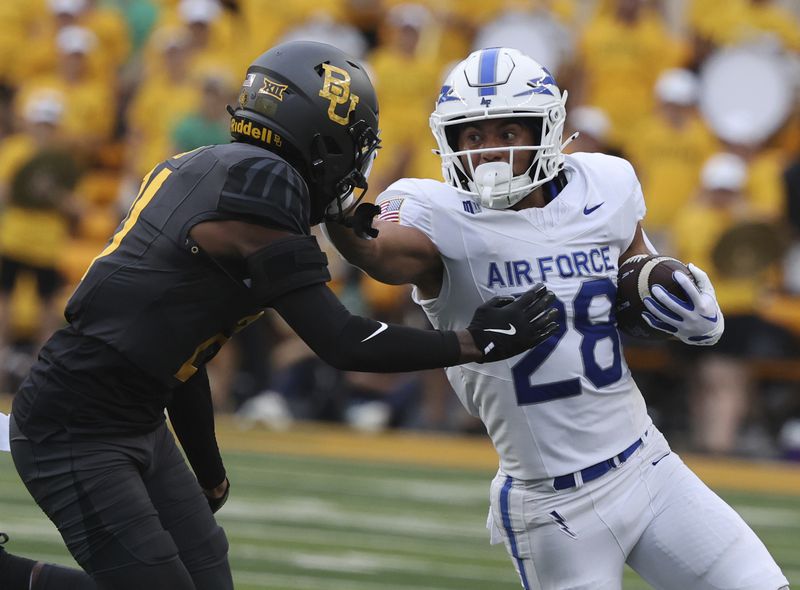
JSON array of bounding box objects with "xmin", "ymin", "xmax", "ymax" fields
[{"xmin": 230, "ymin": 41, "xmax": 381, "ymax": 225}]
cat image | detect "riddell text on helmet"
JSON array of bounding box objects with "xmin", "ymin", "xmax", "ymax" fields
[{"xmin": 230, "ymin": 118, "xmax": 283, "ymax": 147}]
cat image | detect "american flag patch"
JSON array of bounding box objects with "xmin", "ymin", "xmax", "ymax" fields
[{"xmin": 378, "ymin": 198, "xmax": 405, "ymax": 223}]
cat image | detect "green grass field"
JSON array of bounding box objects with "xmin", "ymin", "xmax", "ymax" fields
[{"xmin": 1, "ymin": 423, "xmax": 798, "ymax": 589}]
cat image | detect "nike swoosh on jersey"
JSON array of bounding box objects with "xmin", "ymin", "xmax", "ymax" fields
[
  {"xmin": 361, "ymin": 322, "xmax": 388, "ymax": 343},
  {"xmin": 652, "ymin": 451, "xmax": 671, "ymax": 466},
  {"xmin": 484, "ymin": 324, "xmax": 516, "ymax": 336},
  {"xmin": 583, "ymin": 202, "xmax": 604, "ymax": 215}
]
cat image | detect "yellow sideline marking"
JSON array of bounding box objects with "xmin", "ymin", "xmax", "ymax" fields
[
  {"xmin": 213, "ymin": 417, "xmax": 800, "ymax": 496},
  {"xmin": 217, "ymin": 416, "xmax": 498, "ymax": 470},
  {"xmin": 1, "ymin": 397, "xmax": 797, "ymax": 495}
]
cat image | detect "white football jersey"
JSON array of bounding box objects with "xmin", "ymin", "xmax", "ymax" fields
[{"xmin": 376, "ymin": 152, "xmax": 651, "ymax": 480}]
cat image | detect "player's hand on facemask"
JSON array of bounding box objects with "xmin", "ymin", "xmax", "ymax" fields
[
  {"xmin": 467, "ymin": 283, "xmax": 560, "ymax": 363},
  {"xmin": 343, "ymin": 202, "xmax": 380, "ymax": 239},
  {"xmin": 326, "ymin": 195, "xmax": 380, "ymax": 240},
  {"xmin": 642, "ymin": 263, "xmax": 724, "ymax": 346},
  {"xmin": 204, "ymin": 477, "xmax": 230, "ymax": 514}
]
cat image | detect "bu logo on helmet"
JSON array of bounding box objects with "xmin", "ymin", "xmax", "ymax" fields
[{"xmin": 319, "ymin": 63, "xmax": 360, "ymax": 125}]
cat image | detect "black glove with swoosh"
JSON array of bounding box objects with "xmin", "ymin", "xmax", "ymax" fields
[{"xmin": 467, "ymin": 283, "xmax": 559, "ymax": 363}]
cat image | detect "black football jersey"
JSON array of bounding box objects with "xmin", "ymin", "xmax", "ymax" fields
[
  {"xmin": 13, "ymin": 143, "xmax": 316, "ymax": 437},
  {"xmin": 65, "ymin": 143, "xmax": 311, "ymax": 384}
]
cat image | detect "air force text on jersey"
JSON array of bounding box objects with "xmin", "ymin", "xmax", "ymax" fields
[{"xmin": 487, "ymin": 246, "xmax": 616, "ymax": 288}]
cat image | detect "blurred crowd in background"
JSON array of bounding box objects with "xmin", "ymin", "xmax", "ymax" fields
[{"xmin": 1, "ymin": 0, "xmax": 800, "ymax": 459}]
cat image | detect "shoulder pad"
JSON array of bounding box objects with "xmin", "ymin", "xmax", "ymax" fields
[{"xmin": 218, "ymin": 154, "xmax": 310, "ymax": 234}]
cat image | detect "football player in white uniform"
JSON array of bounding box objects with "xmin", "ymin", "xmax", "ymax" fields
[{"xmin": 325, "ymin": 48, "xmax": 789, "ymax": 590}]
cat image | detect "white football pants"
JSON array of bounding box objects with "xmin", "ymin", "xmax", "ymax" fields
[{"xmin": 487, "ymin": 427, "xmax": 789, "ymax": 590}]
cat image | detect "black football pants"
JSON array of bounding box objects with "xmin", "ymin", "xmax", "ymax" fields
[{"xmin": 10, "ymin": 418, "xmax": 233, "ymax": 590}]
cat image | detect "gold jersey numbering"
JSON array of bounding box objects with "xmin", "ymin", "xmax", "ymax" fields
[
  {"xmin": 318, "ymin": 63, "xmax": 360, "ymax": 125},
  {"xmin": 175, "ymin": 312, "xmax": 264, "ymax": 382}
]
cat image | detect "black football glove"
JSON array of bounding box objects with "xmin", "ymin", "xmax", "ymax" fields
[
  {"xmin": 342, "ymin": 202, "xmax": 380, "ymax": 239},
  {"xmin": 204, "ymin": 478, "xmax": 230, "ymax": 514},
  {"xmin": 467, "ymin": 283, "xmax": 559, "ymax": 363}
]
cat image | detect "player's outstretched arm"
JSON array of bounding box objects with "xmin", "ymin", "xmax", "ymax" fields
[
  {"xmin": 190, "ymin": 219, "xmax": 558, "ymax": 371},
  {"xmin": 323, "ymin": 204, "xmax": 443, "ymax": 296},
  {"xmin": 271, "ymin": 281, "xmax": 559, "ymax": 370}
]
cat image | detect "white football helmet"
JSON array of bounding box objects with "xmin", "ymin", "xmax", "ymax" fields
[{"xmin": 430, "ymin": 47, "xmax": 568, "ymax": 209}]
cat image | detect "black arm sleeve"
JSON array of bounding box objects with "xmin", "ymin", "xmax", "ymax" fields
[
  {"xmin": 246, "ymin": 235, "xmax": 331, "ymax": 304},
  {"xmin": 167, "ymin": 367, "xmax": 226, "ymax": 490},
  {"xmin": 271, "ymin": 282, "xmax": 461, "ymax": 372}
]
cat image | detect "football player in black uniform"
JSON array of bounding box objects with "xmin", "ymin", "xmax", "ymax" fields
[{"xmin": 1, "ymin": 41, "xmax": 558, "ymax": 590}]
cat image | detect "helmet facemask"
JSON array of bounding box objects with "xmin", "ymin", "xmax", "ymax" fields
[{"xmin": 316, "ymin": 119, "xmax": 381, "ymax": 223}]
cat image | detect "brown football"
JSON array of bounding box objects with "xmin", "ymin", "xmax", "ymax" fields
[{"xmin": 615, "ymin": 255, "xmax": 695, "ymax": 340}]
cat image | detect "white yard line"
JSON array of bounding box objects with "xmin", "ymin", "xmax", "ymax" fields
[
  {"xmin": 221, "ymin": 497, "xmax": 483, "ymax": 538},
  {"xmin": 235, "ymin": 543, "xmax": 511, "ymax": 582}
]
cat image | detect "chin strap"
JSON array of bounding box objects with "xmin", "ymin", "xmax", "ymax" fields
[{"xmin": 560, "ymin": 131, "xmax": 579, "ymax": 151}]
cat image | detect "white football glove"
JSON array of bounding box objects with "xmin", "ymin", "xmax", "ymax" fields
[{"xmin": 642, "ymin": 263, "xmax": 724, "ymax": 346}]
